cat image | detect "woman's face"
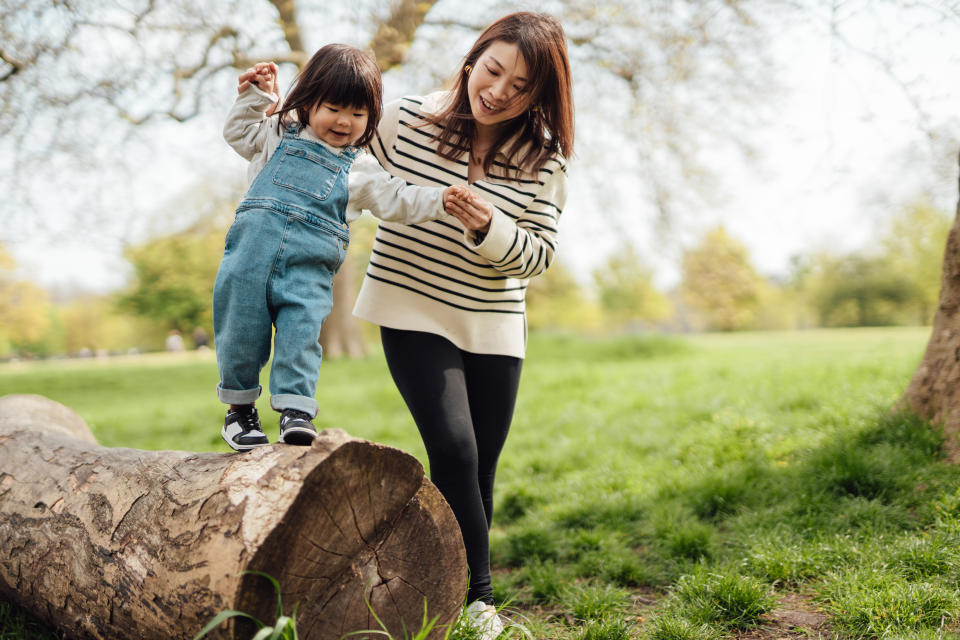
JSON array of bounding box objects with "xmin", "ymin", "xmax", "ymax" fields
[{"xmin": 467, "ymin": 40, "xmax": 532, "ymax": 134}]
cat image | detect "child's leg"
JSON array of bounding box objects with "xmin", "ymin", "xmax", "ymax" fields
[
  {"xmin": 212, "ymin": 208, "xmax": 282, "ymax": 407},
  {"xmin": 266, "ymin": 218, "xmax": 344, "ymax": 417}
]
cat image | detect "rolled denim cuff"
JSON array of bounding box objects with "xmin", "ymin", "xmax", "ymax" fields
[
  {"xmin": 217, "ymin": 384, "xmax": 262, "ymax": 405},
  {"xmin": 270, "ymin": 394, "xmax": 318, "ymax": 418}
]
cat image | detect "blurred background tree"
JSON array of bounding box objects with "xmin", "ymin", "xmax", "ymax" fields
[
  {"xmin": 0, "ymin": 245, "xmax": 51, "ymax": 356},
  {"xmin": 679, "ymin": 226, "xmax": 770, "ymax": 331},
  {"xmin": 116, "ymin": 219, "xmax": 224, "ymax": 335},
  {"xmin": 880, "ymin": 201, "xmax": 952, "ymax": 324},
  {"xmin": 592, "ymin": 246, "xmax": 672, "ymax": 331},
  {"xmin": 526, "ymin": 260, "xmax": 603, "ymax": 333}
]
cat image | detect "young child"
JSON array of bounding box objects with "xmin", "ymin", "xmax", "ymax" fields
[{"xmin": 216, "ymin": 43, "xmax": 469, "ymax": 451}]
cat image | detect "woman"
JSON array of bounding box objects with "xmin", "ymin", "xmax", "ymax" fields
[{"xmin": 353, "ymin": 11, "xmax": 574, "ymax": 634}]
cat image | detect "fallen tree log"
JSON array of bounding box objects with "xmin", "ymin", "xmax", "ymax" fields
[{"xmin": 0, "ymin": 394, "xmax": 467, "ymax": 640}]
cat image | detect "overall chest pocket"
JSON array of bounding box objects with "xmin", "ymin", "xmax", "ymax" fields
[{"xmin": 273, "ymin": 146, "xmax": 341, "ymax": 201}]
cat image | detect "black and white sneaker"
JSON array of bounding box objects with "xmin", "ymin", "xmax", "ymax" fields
[
  {"xmin": 221, "ymin": 406, "xmax": 269, "ymax": 451},
  {"xmin": 278, "ymin": 409, "xmax": 317, "ymax": 445}
]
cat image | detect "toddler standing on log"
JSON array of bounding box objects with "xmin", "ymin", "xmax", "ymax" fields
[{"xmin": 216, "ymin": 44, "xmax": 471, "ymax": 451}]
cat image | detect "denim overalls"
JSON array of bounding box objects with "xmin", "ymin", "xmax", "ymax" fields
[{"xmin": 213, "ymin": 124, "xmax": 358, "ymax": 417}]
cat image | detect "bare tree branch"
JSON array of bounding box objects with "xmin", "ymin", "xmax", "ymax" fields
[
  {"xmin": 370, "ymin": 0, "xmax": 442, "ymax": 71},
  {"xmin": 0, "ymin": 49, "xmax": 25, "ymax": 81}
]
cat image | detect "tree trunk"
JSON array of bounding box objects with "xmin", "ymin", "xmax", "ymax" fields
[
  {"xmin": 0, "ymin": 394, "xmax": 467, "ymax": 640},
  {"xmin": 319, "ymin": 255, "xmax": 368, "ymax": 359},
  {"xmin": 901, "ymin": 150, "xmax": 960, "ymax": 461}
]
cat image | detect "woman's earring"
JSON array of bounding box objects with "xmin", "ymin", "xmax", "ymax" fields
[{"xmin": 464, "ymin": 65, "xmax": 472, "ymax": 75}]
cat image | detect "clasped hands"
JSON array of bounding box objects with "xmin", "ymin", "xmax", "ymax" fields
[{"xmin": 443, "ymin": 185, "xmax": 493, "ymax": 233}]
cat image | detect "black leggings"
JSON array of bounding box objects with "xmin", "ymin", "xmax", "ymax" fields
[{"xmin": 380, "ymin": 327, "xmax": 522, "ymax": 605}]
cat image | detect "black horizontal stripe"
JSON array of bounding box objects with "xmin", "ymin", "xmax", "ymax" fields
[
  {"xmin": 370, "ymin": 250, "xmax": 526, "ymax": 292},
  {"xmin": 378, "ymin": 225, "xmax": 489, "ymax": 267},
  {"xmin": 520, "ymin": 208, "xmax": 560, "ymax": 220},
  {"xmin": 380, "ymin": 221, "xmax": 476, "ymax": 257},
  {"xmin": 532, "ymin": 198, "xmax": 562, "ymax": 214},
  {"xmin": 365, "ymin": 272, "xmax": 525, "ymax": 315},
  {"xmin": 372, "ymin": 239, "xmax": 507, "ymax": 281},
  {"xmin": 472, "ymin": 180, "xmax": 528, "ymax": 211},
  {"xmin": 490, "ymin": 231, "xmax": 520, "ymax": 266},
  {"xmin": 519, "ymin": 219, "xmax": 559, "ymax": 236},
  {"xmin": 368, "ymin": 260, "xmax": 525, "ymax": 304},
  {"xmin": 397, "ymin": 131, "xmax": 468, "ymax": 167},
  {"xmin": 392, "ymin": 137, "xmax": 467, "ymax": 183}
]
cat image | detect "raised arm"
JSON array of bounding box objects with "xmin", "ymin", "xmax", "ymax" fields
[{"xmin": 222, "ymin": 65, "xmax": 281, "ymax": 162}]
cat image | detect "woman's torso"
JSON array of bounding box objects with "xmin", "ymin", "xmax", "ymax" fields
[{"xmin": 353, "ymin": 93, "xmax": 566, "ymax": 358}]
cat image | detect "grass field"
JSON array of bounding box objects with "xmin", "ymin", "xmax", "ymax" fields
[{"xmin": 3, "ymin": 327, "xmax": 959, "ymax": 639}]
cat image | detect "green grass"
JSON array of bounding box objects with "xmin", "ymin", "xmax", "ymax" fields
[{"xmin": 3, "ymin": 327, "xmax": 959, "ymax": 639}]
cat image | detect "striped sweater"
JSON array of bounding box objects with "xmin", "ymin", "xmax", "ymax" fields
[{"xmin": 353, "ymin": 92, "xmax": 568, "ymax": 358}]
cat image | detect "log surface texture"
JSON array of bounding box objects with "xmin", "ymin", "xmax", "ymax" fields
[{"xmin": 0, "ymin": 394, "xmax": 467, "ymax": 639}]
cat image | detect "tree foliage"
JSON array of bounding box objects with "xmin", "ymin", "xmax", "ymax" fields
[
  {"xmin": 116, "ymin": 220, "xmax": 226, "ymax": 333},
  {"xmin": 526, "ymin": 260, "xmax": 602, "ymax": 332},
  {"xmin": 592, "ymin": 246, "xmax": 671, "ymax": 329},
  {"xmin": 0, "ymin": 244, "xmax": 51, "ymax": 356},
  {"xmin": 680, "ymin": 226, "xmax": 770, "ymax": 331},
  {"xmin": 881, "ymin": 200, "xmax": 952, "ymax": 323}
]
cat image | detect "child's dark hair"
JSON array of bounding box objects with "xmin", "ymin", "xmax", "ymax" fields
[{"xmin": 275, "ymin": 44, "xmax": 382, "ymax": 147}]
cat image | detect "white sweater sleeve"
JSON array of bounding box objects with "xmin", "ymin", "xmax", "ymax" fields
[
  {"xmin": 222, "ymin": 85, "xmax": 281, "ymax": 166},
  {"xmin": 464, "ymin": 161, "xmax": 567, "ymax": 279},
  {"xmin": 346, "ymin": 153, "xmax": 447, "ymax": 224}
]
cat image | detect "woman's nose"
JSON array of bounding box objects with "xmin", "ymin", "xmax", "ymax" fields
[{"xmin": 490, "ymin": 78, "xmax": 512, "ymax": 101}]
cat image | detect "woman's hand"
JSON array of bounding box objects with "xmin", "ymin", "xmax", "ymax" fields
[{"xmin": 444, "ymin": 188, "xmax": 493, "ymax": 233}]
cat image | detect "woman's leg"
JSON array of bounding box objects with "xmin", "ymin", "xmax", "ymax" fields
[
  {"xmin": 462, "ymin": 351, "xmax": 522, "ymax": 529},
  {"xmin": 380, "ymin": 327, "xmax": 497, "ymax": 604}
]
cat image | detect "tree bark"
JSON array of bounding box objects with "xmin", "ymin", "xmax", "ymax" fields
[
  {"xmin": 0, "ymin": 394, "xmax": 467, "ymax": 640},
  {"xmin": 318, "ymin": 256, "xmax": 367, "ymax": 359},
  {"xmin": 901, "ymin": 150, "xmax": 960, "ymax": 461}
]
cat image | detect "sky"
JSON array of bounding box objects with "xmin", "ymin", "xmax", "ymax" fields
[{"xmin": 6, "ymin": 1, "xmax": 960, "ymax": 295}]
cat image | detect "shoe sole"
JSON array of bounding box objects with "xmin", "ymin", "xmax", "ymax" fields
[
  {"xmin": 221, "ymin": 425, "xmax": 270, "ymax": 451},
  {"xmin": 279, "ymin": 426, "xmax": 317, "ymax": 446}
]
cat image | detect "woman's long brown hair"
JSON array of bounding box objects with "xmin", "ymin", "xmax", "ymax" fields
[{"xmin": 424, "ymin": 12, "xmax": 574, "ymax": 177}]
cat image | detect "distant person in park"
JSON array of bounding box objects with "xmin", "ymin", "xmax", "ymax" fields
[
  {"xmin": 216, "ymin": 43, "xmax": 476, "ymax": 452},
  {"xmin": 351, "ymin": 12, "xmax": 574, "ymax": 636},
  {"xmin": 165, "ymin": 329, "xmax": 184, "ymax": 352},
  {"xmin": 192, "ymin": 327, "xmax": 209, "ymax": 350}
]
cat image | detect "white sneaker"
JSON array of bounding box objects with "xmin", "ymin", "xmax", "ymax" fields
[{"xmin": 464, "ymin": 600, "xmax": 504, "ymax": 640}]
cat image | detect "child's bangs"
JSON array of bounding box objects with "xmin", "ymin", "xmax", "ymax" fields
[{"xmin": 318, "ymin": 67, "xmax": 378, "ymax": 112}]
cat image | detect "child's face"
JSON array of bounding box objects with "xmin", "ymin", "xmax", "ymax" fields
[{"xmin": 308, "ymin": 102, "xmax": 369, "ymax": 147}]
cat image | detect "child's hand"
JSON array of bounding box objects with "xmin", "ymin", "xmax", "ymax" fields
[
  {"xmin": 238, "ymin": 62, "xmax": 279, "ymax": 97},
  {"xmin": 444, "ymin": 187, "xmax": 494, "ymax": 233},
  {"xmin": 442, "ymin": 185, "xmax": 471, "ymax": 211}
]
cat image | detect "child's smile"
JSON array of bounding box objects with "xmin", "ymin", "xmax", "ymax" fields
[{"xmin": 309, "ymin": 103, "xmax": 369, "ymax": 148}]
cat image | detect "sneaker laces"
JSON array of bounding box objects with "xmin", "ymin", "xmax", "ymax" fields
[
  {"xmin": 233, "ymin": 407, "xmax": 260, "ymax": 432},
  {"xmin": 283, "ymin": 409, "xmax": 313, "ymax": 422}
]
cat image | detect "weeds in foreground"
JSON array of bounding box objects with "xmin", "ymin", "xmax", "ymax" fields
[
  {"xmin": 192, "ymin": 571, "xmax": 299, "ymax": 640},
  {"xmin": 192, "ymin": 571, "xmax": 535, "ymax": 640}
]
